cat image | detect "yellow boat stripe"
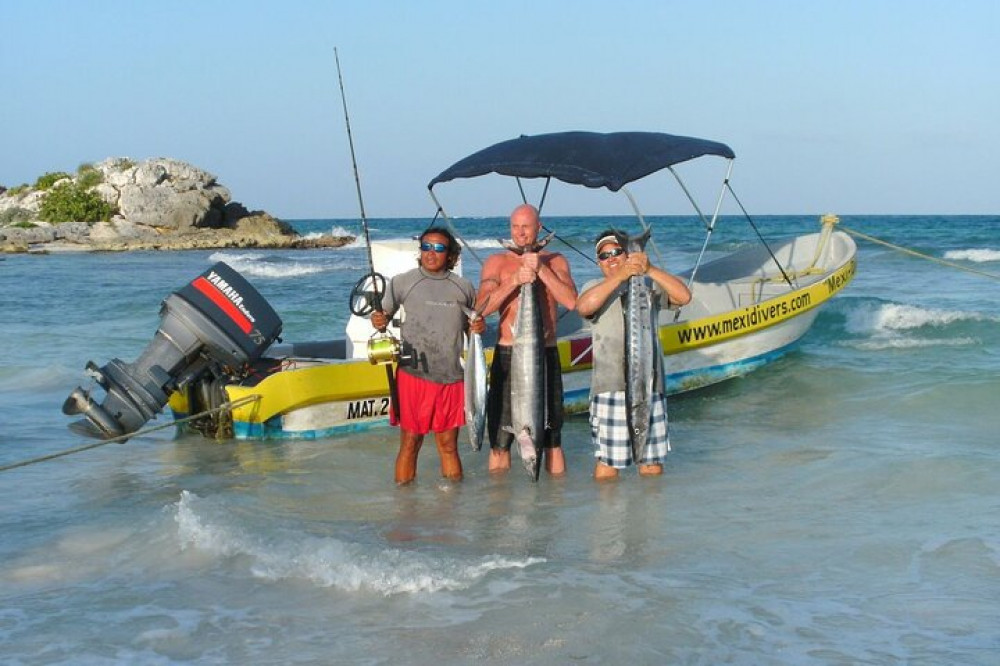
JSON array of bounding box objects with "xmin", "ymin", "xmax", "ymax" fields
[{"xmin": 663, "ymin": 257, "xmax": 856, "ymax": 352}]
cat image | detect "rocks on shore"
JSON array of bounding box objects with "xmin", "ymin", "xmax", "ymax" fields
[{"xmin": 0, "ymin": 157, "xmax": 354, "ymax": 253}]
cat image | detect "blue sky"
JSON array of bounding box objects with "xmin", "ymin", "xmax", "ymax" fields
[{"xmin": 2, "ymin": 1, "xmax": 997, "ymax": 219}]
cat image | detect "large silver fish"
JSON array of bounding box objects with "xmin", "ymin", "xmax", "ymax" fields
[
  {"xmin": 462, "ymin": 307, "xmax": 487, "ymax": 451},
  {"xmin": 623, "ymin": 229, "xmax": 661, "ymax": 463},
  {"xmin": 501, "ymin": 234, "xmax": 553, "ymax": 481}
]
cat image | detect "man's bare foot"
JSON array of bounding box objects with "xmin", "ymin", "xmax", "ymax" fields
[{"xmin": 488, "ymin": 448, "xmax": 511, "ymax": 473}]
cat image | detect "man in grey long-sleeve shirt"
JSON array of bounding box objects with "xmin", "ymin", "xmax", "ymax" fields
[{"xmin": 371, "ymin": 228, "xmax": 484, "ymax": 484}]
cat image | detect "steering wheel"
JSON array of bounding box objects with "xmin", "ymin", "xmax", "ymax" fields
[{"xmin": 349, "ymin": 272, "xmax": 387, "ymax": 317}]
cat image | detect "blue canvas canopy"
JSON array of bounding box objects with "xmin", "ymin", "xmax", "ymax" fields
[{"xmin": 428, "ymin": 131, "xmax": 735, "ymax": 192}]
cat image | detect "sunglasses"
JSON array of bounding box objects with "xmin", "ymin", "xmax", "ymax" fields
[
  {"xmin": 420, "ymin": 241, "xmax": 448, "ymax": 253},
  {"xmin": 597, "ymin": 247, "xmax": 625, "ymax": 261}
]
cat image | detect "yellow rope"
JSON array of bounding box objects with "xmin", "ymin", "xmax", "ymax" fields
[
  {"xmin": 841, "ymin": 225, "xmax": 1000, "ymax": 281},
  {"xmin": 0, "ymin": 394, "xmax": 261, "ymax": 473}
]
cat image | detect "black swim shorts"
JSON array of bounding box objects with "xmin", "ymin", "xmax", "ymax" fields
[{"xmin": 486, "ymin": 345, "xmax": 564, "ymax": 451}]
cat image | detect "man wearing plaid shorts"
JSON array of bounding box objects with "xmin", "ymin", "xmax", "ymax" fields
[{"xmin": 575, "ymin": 230, "xmax": 692, "ymax": 480}]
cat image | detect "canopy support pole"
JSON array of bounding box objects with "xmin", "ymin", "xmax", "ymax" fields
[
  {"xmin": 673, "ymin": 158, "xmax": 734, "ymax": 321},
  {"xmin": 726, "ymin": 182, "xmax": 794, "ymax": 287},
  {"xmin": 685, "ymin": 158, "xmax": 734, "ymax": 286},
  {"xmin": 427, "ymin": 188, "xmax": 485, "ymax": 267},
  {"xmin": 622, "ymin": 186, "xmax": 664, "ymax": 266}
]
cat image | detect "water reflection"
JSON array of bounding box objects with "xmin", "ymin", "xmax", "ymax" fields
[{"xmin": 588, "ymin": 477, "xmax": 666, "ymax": 566}]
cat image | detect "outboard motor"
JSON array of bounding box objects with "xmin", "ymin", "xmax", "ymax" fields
[{"xmin": 63, "ymin": 262, "xmax": 282, "ymax": 439}]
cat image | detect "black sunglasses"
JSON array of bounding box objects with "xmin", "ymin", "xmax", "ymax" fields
[
  {"xmin": 597, "ymin": 247, "xmax": 625, "ymax": 261},
  {"xmin": 420, "ymin": 241, "xmax": 448, "ymax": 253}
]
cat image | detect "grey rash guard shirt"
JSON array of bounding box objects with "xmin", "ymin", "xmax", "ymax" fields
[{"xmin": 381, "ymin": 266, "xmax": 476, "ymax": 384}]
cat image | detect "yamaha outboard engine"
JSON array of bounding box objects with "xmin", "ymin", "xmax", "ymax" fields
[{"xmin": 63, "ymin": 262, "xmax": 282, "ymax": 439}]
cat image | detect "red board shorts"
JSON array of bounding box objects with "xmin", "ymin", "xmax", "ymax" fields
[{"xmin": 392, "ymin": 369, "xmax": 466, "ymax": 435}]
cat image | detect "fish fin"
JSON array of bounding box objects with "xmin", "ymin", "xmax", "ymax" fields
[
  {"xmin": 627, "ymin": 228, "xmax": 651, "ymax": 252},
  {"xmin": 461, "ymin": 305, "xmax": 483, "ymax": 322},
  {"xmin": 517, "ymin": 430, "xmax": 537, "ymax": 461},
  {"xmin": 533, "ymin": 230, "xmax": 556, "ymax": 250},
  {"xmin": 500, "ymin": 239, "xmax": 525, "ymax": 255},
  {"xmin": 517, "ymin": 430, "xmax": 540, "ymax": 481}
]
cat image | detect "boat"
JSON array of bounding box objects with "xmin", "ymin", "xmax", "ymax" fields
[{"xmin": 64, "ymin": 131, "xmax": 856, "ymax": 441}]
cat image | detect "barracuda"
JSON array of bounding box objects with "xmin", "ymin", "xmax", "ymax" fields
[
  {"xmin": 623, "ymin": 229, "xmax": 660, "ymax": 462},
  {"xmin": 501, "ymin": 234, "xmax": 553, "ymax": 481},
  {"xmin": 462, "ymin": 308, "xmax": 487, "ymax": 451}
]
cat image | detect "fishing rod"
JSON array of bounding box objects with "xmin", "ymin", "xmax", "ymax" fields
[
  {"xmin": 335, "ymin": 47, "xmax": 386, "ymax": 317},
  {"xmin": 334, "ymin": 49, "xmax": 404, "ymax": 419}
]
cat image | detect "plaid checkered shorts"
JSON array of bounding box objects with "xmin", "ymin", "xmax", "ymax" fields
[{"xmin": 589, "ymin": 391, "xmax": 670, "ymax": 468}]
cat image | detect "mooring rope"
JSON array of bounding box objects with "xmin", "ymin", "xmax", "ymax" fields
[
  {"xmin": 0, "ymin": 394, "xmax": 261, "ymax": 473},
  {"xmin": 840, "ymin": 226, "xmax": 1000, "ymax": 281}
]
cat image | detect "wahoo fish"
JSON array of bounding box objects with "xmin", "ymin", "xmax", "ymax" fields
[
  {"xmin": 462, "ymin": 307, "xmax": 487, "ymax": 451},
  {"xmin": 623, "ymin": 229, "xmax": 660, "ymax": 463},
  {"xmin": 501, "ymin": 233, "xmax": 553, "ymax": 481}
]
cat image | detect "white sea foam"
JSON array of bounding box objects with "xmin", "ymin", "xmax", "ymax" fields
[
  {"xmin": 342, "ymin": 235, "xmax": 371, "ymax": 249},
  {"xmin": 838, "ymin": 301, "xmax": 995, "ymax": 352},
  {"xmin": 465, "ymin": 238, "xmax": 504, "ymax": 249},
  {"xmin": 235, "ymin": 262, "xmax": 328, "ymax": 278},
  {"xmin": 349, "ymin": 236, "xmax": 502, "ymax": 250},
  {"xmin": 844, "ymin": 301, "xmax": 989, "ymax": 336},
  {"xmin": 300, "ymin": 225, "xmax": 356, "ymax": 241},
  {"xmin": 207, "ymin": 251, "xmax": 328, "ymax": 278},
  {"xmin": 173, "ymin": 491, "xmax": 543, "ymax": 596},
  {"xmin": 848, "ymin": 336, "xmax": 979, "ymax": 351},
  {"xmin": 943, "ymin": 248, "xmax": 1000, "ymax": 263},
  {"xmin": 208, "ymin": 251, "xmax": 265, "ymax": 263}
]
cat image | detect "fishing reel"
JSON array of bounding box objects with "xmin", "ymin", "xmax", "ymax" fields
[{"xmin": 367, "ymin": 330, "xmax": 414, "ymax": 367}]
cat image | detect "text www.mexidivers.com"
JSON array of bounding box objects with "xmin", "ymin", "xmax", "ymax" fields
[{"xmin": 677, "ymin": 292, "xmax": 812, "ymax": 344}]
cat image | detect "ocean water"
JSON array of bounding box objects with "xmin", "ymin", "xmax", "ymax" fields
[{"xmin": 1, "ymin": 215, "xmax": 998, "ymax": 665}]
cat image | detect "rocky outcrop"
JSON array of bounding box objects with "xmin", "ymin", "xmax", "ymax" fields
[{"xmin": 0, "ymin": 158, "xmax": 353, "ymax": 253}]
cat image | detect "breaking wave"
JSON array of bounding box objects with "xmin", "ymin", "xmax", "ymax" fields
[
  {"xmin": 208, "ymin": 251, "xmax": 332, "ymax": 278},
  {"xmin": 464, "ymin": 238, "xmax": 504, "ymax": 249},
  {"xmin": 299, "ymin": 225, "xmax": 354, "ymax": 241},
  {"xmin": 843, "ymin": 301, "xmax": 991, "ymax": 334},
  {"xmin": 834, "ymin": 300, "xmax": 994, "ymax": 351},
  {"xmin": 943, "ymin": 248, "xmax": 1000, "ymax": 263},
  {"xmin": 346, "ymin": 237, "xmax": 503, "ymax": 250},
  {"xmin": 173, "ymin": 491, "xmax": 543, "ymax": 595}
]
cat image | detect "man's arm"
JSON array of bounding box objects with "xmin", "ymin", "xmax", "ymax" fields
[
  {"xmin": 535, "ymin": 253, "xmax": 577, "ymax": 310},
  {"xmin": 576, "ymin": 269, "xmax": 628, "ymax": 318},
  {"xmin": 647, "ymin": 265, "xmax": 692, "ymax": 307}
]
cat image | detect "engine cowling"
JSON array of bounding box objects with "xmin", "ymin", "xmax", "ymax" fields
[{"xmin": 63, "ymin": 262, "xmax": 282, "ymax": 439}]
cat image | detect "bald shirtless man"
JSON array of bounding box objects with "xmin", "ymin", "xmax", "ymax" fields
[{"xmin": 476, "ymin": 204, "xmax": 578, "ymax": 475}]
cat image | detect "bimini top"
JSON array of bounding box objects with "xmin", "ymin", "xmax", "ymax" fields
[{"xmin": 428, "ymin": 131, "xmax": 735, "ymax": 192}]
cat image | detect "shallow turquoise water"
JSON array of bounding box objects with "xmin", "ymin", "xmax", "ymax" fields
[{"xmin": 1, "ymin": 215, "xmax": 998, "ymax": 664}]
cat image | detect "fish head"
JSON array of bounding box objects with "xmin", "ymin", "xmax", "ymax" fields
[{"xmin": 626, "ymin": 228, "xmax": 651, "ymax": 253}]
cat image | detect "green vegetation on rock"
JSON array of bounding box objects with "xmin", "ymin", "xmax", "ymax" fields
[
  {"xmin": 38, "ymin": 182, "xmax": 114, "ymax": 224},
  {"xmin": 34, "ymin": 171, "xmax": 72, "ymax": 191},
  {"xmin": 76, "ymin": 163, "xmax": 103, "ymax": 188},
  {"xmin": 0, "ymin": 207, "xmax": 34, "ymax": 226}
]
